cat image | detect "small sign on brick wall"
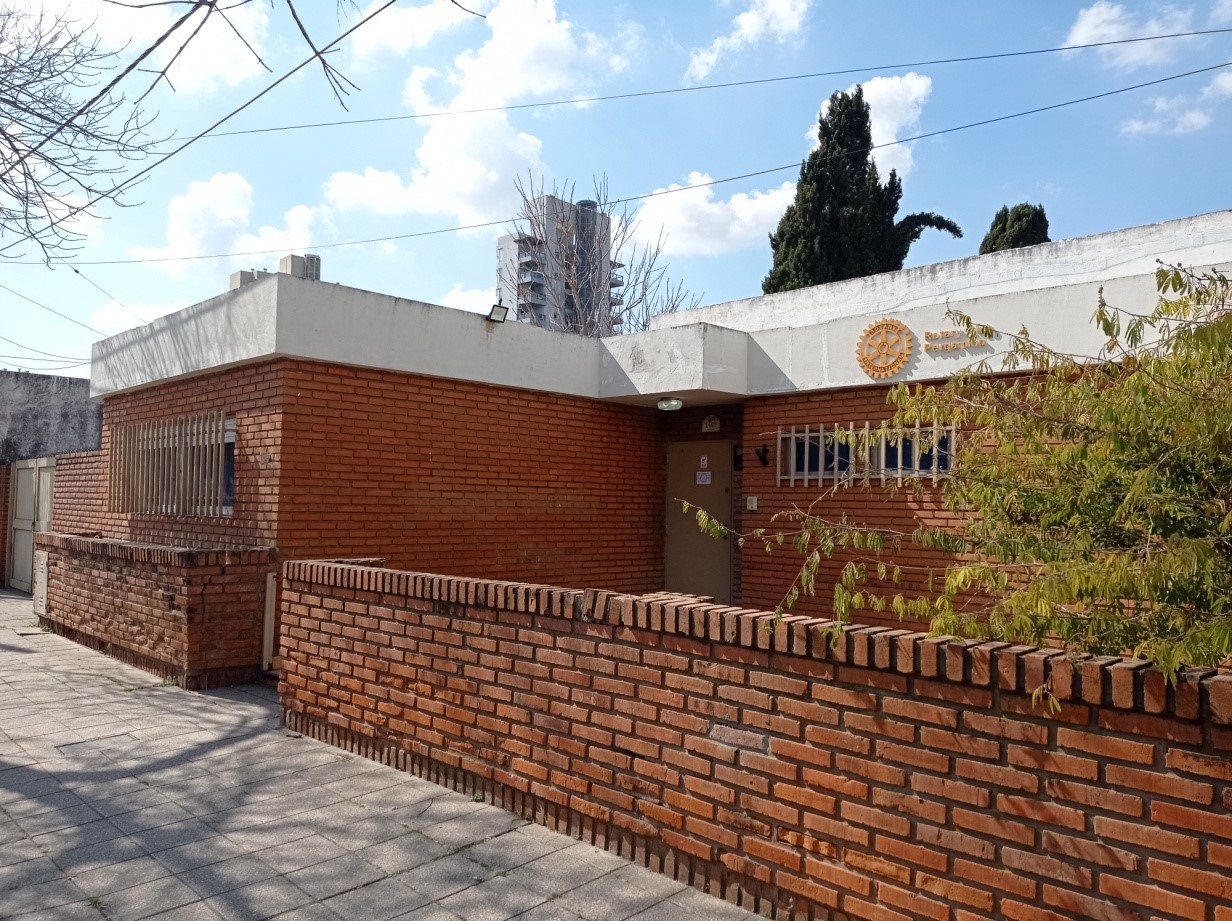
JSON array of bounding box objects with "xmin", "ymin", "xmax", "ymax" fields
[{"xmin": 702, "ymin": 414, "xmax": 721, "ymax": 433}]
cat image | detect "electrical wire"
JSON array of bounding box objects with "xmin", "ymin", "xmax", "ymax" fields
[
  {"xmin": 0, "ymin": 281, "xmax": 106, "ymax": 335},
  {"xmin": 0, "ymin": 359, "xmax": 91, "ymax": 372},
  {"xmin": 22, "ymin": 56, "xmax": 1232, "ymax": 268},
  {"xmin": 0, "ymin": 354, "xmax": 89, "ymax": 365},
  {"xmin": 67, "ymin": 266, "xmax": 151, "ymax": 326},
  {"xmin": 0, "ymin": 332, "xmax": 87, "ymax": 361},
  {"xmin": 197, "ymin": 27, "xmax": 1232, "ymax": 140}
]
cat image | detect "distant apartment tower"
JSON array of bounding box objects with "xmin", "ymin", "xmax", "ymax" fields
[{"xmin": 496, "ymin": 196, "xmax": 624, "ymax": 335}]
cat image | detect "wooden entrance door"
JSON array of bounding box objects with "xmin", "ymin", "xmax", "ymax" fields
[
  {"xmin": 8, "ymin": 457, "xmax": 54, "ymax": 593},
  {"xmin": 664, "ymin": 440, "xmax": 732, "ymax": 603}
]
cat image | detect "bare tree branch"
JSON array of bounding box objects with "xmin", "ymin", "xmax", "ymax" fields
[
  {"xmin": 284, "ymin": 0, "xmax": 359, "ymax": 110},
  {"xmin": 0, "ymin": 0, "xmax": 485, "ymax": 260},
  {"xmin": 0, "ymin": 6, "xmax": 161, "ymax": 259}
]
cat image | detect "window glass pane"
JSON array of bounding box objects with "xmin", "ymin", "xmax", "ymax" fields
[
  {"xmin": 794, "ymin": 437, "xmax": 821, "ymax": 474},
  {"xmin": 823, "ymin": 438, "xmax": 851, "ymax": 473},
  {"xmin": 918, "ymin": 433, "xmax": 951, "ymax": 472},
  {"xmin": 885, "ymin": 436, "xmax": 913, "ymax": 470},
  {"xmin": 222, "ymin": 441, "xmax": 236, "ymax": 509}
]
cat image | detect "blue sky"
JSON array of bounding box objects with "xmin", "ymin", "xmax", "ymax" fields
[{"xmin": 5, "ymin": 0, "xmax": 1232, "ymax": 377}]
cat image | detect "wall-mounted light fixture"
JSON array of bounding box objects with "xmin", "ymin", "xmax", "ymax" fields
[
  {"xmin": 657, "ymin": 397, "xmax": 683, "ymax": 411},
  {"xmin": 754, "ymin": 444, "xmax": 771, "ymax": 466},
  {"xmin": 486, "ymin": 301, "xmax": 509, "ymax": 323}
]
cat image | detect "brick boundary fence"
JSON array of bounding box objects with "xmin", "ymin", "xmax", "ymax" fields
[
  {"xmin": 38, "ymin": 533, "xmax": 275, "ymax": 688},
  {"xmin": 280, "ymin": 561, "xmax": 1232, "ymax": 921}
]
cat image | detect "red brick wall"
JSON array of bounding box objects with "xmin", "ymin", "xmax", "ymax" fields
[
  {"xmin": 38, "ymin": 533, "xmax": 273, "ymax": 687},
  {"xmin": 0, "ymin": 464, "xmax": 9, "ymax": 586},
  {"xmin": 275, "ymin": 361, "xmax": 665, "ymax": 594},
  {"xmin": 50, "ymin": 363, "xmax": 287, "ymax": 549},
  {"xmin": 50, "ymin": 451, "xmax": 107, "ymax": 536},
  {"xmin": 742, "ymin": 385, "xmax": 964, "ymax": 626},
  {"xmin": 281, "ymin": 562, "xmax": 1232, "ymax": 921}
]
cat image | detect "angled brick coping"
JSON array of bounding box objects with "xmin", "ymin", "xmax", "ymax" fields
[
  {"xmin": 281, "ymin": 560, "xmax": 1232, "ymax": 726},
  {"xmin": 39, "ymin": 533, "xmax": 276, "ymax": 689},
  {"xmin": 281, "ymin": 560, "xmax": 1232, "ymax": 921},
  {"xmin": 36, "ymin": 532, "xmax": 274, "ymax": 567}
]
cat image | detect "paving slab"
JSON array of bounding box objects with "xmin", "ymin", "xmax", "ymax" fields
[{"xmin": 0, "ymin": 590, "xmax": 759, "ymax": 921}]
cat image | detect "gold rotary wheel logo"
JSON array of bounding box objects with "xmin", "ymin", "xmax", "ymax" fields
[{"xmin": 857, "ymin": 318, "xmax": 913, "ymax": 379}]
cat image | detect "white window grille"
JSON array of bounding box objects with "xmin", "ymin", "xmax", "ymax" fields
[
  {"xmin": 776, "ymin": 422, "xmax": 957, "ymax": 488},
  {"xmin": 108, "ymin": 412, "xmax": 236, "ymax": 516}
]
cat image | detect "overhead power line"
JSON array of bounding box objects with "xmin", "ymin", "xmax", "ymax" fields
[
  {"xmin": 198, "ymin": 27, "xmax": 1232, "ymax": 140},
  {"xmin": 0, "ymin": 331, "xmax": 87, "ymax": 361},
  {"xmin": 0, "ymin": 0, "xmax": 404, "ymax": 259},
  {"xmin": 0, "ymin": 281, "xmax": 106, "ymax": 335},
  {"xmin": 0, "ymin": 360, "xmax": 91, "ymax": 373},
  {"xmin": 28, "ymin": 57, "xmax": 1232, "ymax": 269},
  {"xmin": 5, "ymin": 21, "xmax": 1231, "ymax": 262},
  {"xmin": 68, "ymin": 266, "xmax": 152, "ymax": 326}
]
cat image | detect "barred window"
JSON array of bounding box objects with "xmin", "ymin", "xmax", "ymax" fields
[
  {"xmin": 776, "ymin": 422, "xmax": 957, "ymax": 488},
  {"xmin": 779, "ymin": 425, "xmax": 852, "ymax": 485},
  {"xmin": 108, "ymin": 412, "xmax": 235, "ymax": 516},
  {"xmin": 882, "ymin": 425, "xmax": 952, "ymax": 477}
]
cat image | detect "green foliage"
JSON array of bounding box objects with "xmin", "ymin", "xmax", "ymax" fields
[
  {"xmin": 757, "ymin": 266, "xmax": 1232, "ymax": 681},
  {"xmin": 979, "ymin": 203, "xmax": 1050, "ymax": 255},
  {"xmin": 762, "ymin": 86, "xmax": 962, "ymax": 294}
]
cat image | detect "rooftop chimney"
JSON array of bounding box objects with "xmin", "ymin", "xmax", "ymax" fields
[
  {"xmin": 229, "ymin": 269, "xmax": 265, "ymax": 290},
  {"xmin": 279, "ymin": 253, "xmax": 321, "ymax": 281}
]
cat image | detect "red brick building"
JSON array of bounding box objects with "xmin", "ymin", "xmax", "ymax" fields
[{"xmin": 34, "ymin": 210, "xmax": 1232, "ymax": 686}]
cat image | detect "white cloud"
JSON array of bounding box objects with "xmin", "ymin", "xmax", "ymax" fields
[
  {"xmin": 323, "ymin": 167, "xmax": 417, "ymax": 216},
  {"xmin": 36, "ymin": 0, "xmax": 270, "ymax": 94},
  {"xmin": 633, "ymin": 172, "xmax": 796, "ymax": 258},
  {"xmin": 1120, "ymin": 67, "xmax": 1232, "ymax": 135},
  {"xmin": 1121, "ymin": 94, "xmax": 1213, "ymax": 134},
  {"xmin": 324, "ymin": 0, "xmax": 627, "ymax": 227},
  {"xmin": 91, "ymin": 299, "xmax": 189, "ymax": 336},
  {"xmin": 687, "ymin": 0, "xmax": 810, "ymax": 82},
  {"xmin": 350, "ymin": 0, "xmax": 486, "ymax": 60},
  {"xmin": 439, "ymin": 283, "xmax": 497, "ymax": 313},
  {"xmin": 1204, "ymin": 71, "xmax": 1232, "ymax": 98},
  {"xmin": 1064, "ymin": 2, "xmax": 1195, "ymax": 70},
  {"xmin": 809, "ymin": 73, "xmax": 933, "ymax": 177},
  {"xmin": 132, "ymin": 172, "xmax": 319, "ymax": 276},
  {"xmin": 1213, "ymin": 0, "xmax": 1232, "ymax": 25}
]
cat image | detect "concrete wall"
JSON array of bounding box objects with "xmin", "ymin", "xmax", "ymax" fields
[
  {"xmin": 653, "ymin": 209, "xmax": 1232, "ymax": 333},
  {"xmin": 91, "ymin": 273, "xmax": 603, "ymax": 402},
  {"xmin": 281, "ymin": 562, "xmax": 1232, "ymax": 921},
  {"xmin": 0, "ymin": 371, "xmax": 101, "ymax": 464}
]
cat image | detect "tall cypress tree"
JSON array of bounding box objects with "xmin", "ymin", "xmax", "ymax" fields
[
  {"xmin": 979, "ymin": 203, "xmax": 1051, "ymax": 255},
  {"xmin": 763, "ymin": 86, "xmax": 961, "ymax": 294}
]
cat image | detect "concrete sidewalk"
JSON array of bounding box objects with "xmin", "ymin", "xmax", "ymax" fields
[{"xmin": 0, "ymin": 591, "xmax": 757, "ymax": 921}]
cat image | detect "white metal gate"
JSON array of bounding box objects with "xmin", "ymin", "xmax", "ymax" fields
[{"xmin": 8, "ymin": 457, "xmax": 54, "ymax": 593}]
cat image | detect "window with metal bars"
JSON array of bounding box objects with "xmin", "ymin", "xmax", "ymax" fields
[
  {"xmin": 108, "ymin": 412, "xmax": 236, "ymax": 516},
  {"xmin": 776, "ymin": 422, "xmax": 958, "ymax": 488}
]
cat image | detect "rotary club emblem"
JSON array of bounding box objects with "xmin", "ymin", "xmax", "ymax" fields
[{"xmin": 856, "ymin": 319, "xmax": 913, "ymax": 379}]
